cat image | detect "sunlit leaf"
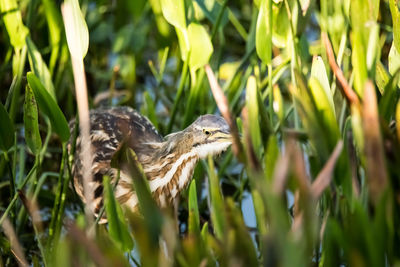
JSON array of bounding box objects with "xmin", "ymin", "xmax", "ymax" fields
[
  {"xmin": 245, "ymin": 75, "xmax": 262, "ymax": 155},
  {"xmin": 160, "ymin": 0, "xmax": 186, "ymax": 30},
  {"xmin": 188, "ymin": 23, "xmax": 213, "ymax": 72},
  {"xmin": 26, "ymin": 72, "xmax": 70, "ymax": 142},
  {"xmin": 390, "ymin": 0, "xmax": 400, "ymax": 52},
  {"xmin": 310, "ymin": 56, "xmax": 335, "ymax": 115},
  {"xmin": 62, "ymin": 0, "xmax": 89, "ymax": 60},
  {"xmin": 0, "ymin": 0, "xmax": 29, "ymax": 49},
  {"xmin": 256, "ymin": 0, "xmax": 272, "ymax": 64},
  {"xmin": 24, "ymin": 85, "xmax": 42, "ymax": 155}
]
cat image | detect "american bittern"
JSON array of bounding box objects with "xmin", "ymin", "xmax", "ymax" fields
[{"xmin": 70, "ymin": 106, "xmax": 231, "ymax": 219}]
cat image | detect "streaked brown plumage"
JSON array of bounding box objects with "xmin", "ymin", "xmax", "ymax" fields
[{"xmin": 69, "ymin": 106, "xmax": 231, "ymax": 220}]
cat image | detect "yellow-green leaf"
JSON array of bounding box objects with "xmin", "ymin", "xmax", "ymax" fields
[
  {"xmin": 256, "ymin": 0, "xmax": 272, "ymax": 64},
  {"xmin": 188, "ymin": 23, "xmax": 213, "ymax": 72},
  {"xmin": 0, "ymin": 0, "xmax": 29, "ymax": 48}
]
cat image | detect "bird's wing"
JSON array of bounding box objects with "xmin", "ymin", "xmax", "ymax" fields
[{"xmin": 69, "ymin": 106, "xmax": 163, "ymax": 218}]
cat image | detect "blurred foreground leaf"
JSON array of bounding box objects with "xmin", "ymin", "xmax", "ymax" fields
[{"xmin": 103, "ymin": 176, "xmax": 134, "ymax": 252}]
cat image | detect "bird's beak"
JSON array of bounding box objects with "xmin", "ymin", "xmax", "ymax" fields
[{"xmin": 214, "ymin": 130, "xmax": 232, "ymax": 143}]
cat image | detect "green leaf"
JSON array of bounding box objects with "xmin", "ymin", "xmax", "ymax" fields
[
  {"xmin": 0, "ymin": 103, "xmax": 15, "ymax": 151},
  {"xmin": 103, "ymin": 175, "xmax": 134, "ymax": 252},
  {"xmin": 389, "ymin": 41, "xmax": 400, "ymax": 75},
  {"xmin": 24, "ymin": 85, "xmax": 42, "ymax": 155},
  {"xmin": 245, "ymin": 75, "xmax": 262, "ymax": 155},
  {"xmin": 0, "ymin": 0, "xmax": 29, "ymax": 49},
  {"xmin": 26, "ymin": 72, "xmax": 70, "ymax": 143},
  {"xmin": 160, "ymin": 0, "xmax": 186, "ymax": 30},
  {"xmin": 26, "ymin": 37, "xmax": 56, "ymax": 100},
  {"xmin": 176, "ymin": 27, "xmax": 190, "ymax": 61},
  {"xmin": 256, "ymin": 0, "xmax": 272, "ymax": 64},
  {"xmin": 390, "ymin": 0, "xmax": 400, "ymax": 52},
  {"xmin": 308, "ymin": 77, "xmax": 339, "ymax": 137},
  {"xmin": 62, "ymin": 0, "xmax": 89, "ymax": 59},
  {"xmin": 188, "ymin": 180, "xmax": 200, "ymax": 235},
  {"xmin": 310, "ymin": 56, "xmax": 335, "ymax": 116},
  {"xmin": 188, "ymin": 23, "xmax": 213, "ymax": 72}
]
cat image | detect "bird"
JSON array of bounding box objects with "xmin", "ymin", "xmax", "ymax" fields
[{"xmin": 69, "ymin": 106, "xmax": 232, "ymax": 220}]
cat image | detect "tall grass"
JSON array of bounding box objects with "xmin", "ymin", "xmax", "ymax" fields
[{"xmin": 0, "ymin": 0, "xmax": 400, "ymax": 266}]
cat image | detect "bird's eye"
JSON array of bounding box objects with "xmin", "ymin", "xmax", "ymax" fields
[{"xmin": 203, "ymin": 129, "xmax": 211, "ymax": 136}]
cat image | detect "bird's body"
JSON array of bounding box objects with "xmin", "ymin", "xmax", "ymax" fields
[{"xmin": 69, "ymin": 106, "xmax": 231, "ymax": 219}]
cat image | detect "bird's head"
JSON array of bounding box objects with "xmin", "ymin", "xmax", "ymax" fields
[{"xmin": 182, "ymin": 114, "xmax": 232, "ymax": 159}]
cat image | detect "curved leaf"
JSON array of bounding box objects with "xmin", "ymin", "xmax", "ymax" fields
[{"xmin": 26, "ymin": 72, "xmax": 70, "ymax": 143}]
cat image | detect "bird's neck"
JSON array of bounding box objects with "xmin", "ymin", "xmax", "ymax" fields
[{"xmin": 140, "ymin": 133, "xmax": 199, "ymax": 202}]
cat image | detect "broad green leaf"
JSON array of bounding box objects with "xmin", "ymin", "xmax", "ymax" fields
[
  {"xmin": 26, "ymin": 72, "xmax": 70, "ymax": 142},
  {"xmin": 24, "ymin": 85, "xmax": 42, "ymax": 155},
  {"xmin": 26, "ymin": 38, "xmax": 56, "ymax": 100},
  {"xmin": 103, "ymin": 176, "xmax": 134, "ymax": 252},
  {"xmin": 160, "ymin": 0, "xmax": 186, "ymax": 30},
  {"xmin": 245, "ymin": 75, "xmax": 262, "ymax": 155},
  {"xmin": 188, "ymin": 180, "xmax": 200, "ymax": 235},
  {"xmin": 62, "ymin": 0, "xmax": 89, "ymax": 60},
  {"xmin": 188, "ymin": 23, "xmax": 213, "ymax": 72},
  {"xmin": 390, "ymin": 0, "xmax": 400, "ymax": 52},
  {"xmin": 0, "ymin": 103, "xmax": 15, "ymax": 151},
  {"xmin": 310, "ymin": 56, "xmax": 335, "ymax": 116},
  {"xmin": 0, "ymin": 0, "xmax": 29, "ymax": 48},
  {"xmin": 256, "ymin": 0, "xmax": 272, "ymax": 64}
]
